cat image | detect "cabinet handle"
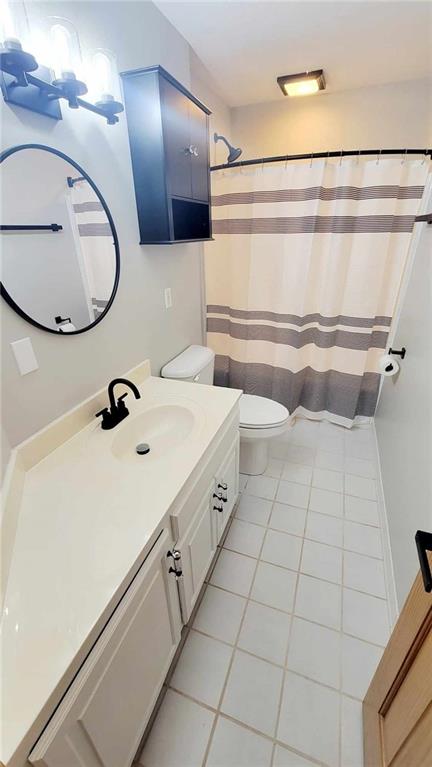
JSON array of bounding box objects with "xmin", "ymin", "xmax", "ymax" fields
[
  {"xmin": 169, "ymin": 565, "xmax": 183, "ymax": 579},
  {"xmin": 213, "ymin": 492, "xmax": 224, "ymax": 501},
  {"xmin": 218, "ymin": 482, "xmax": 228, "ymax": 491},
  {"xmin": 185, "ymin": 145, "xmax": 194, "ymax": 155},
  {"xmin": 192, "ymin": 146, "xmax": 199, "ymax": 157},
  {"xmin": 213, "ymin": 502, "xmax": 224, "ymax": 513},
  {"xmin": 217, "ymin": 482, "xmax": 228, "ymax": 502},
  {"xmin": 167, "ymin": 549, "xmax": 181, "ymax": 561}
]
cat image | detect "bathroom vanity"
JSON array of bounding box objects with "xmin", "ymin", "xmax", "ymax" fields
[{"xmin": 1, "ymin": 361, "xmax": 241, "ymax": 767}]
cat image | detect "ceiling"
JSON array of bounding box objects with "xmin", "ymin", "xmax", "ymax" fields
[{"xmin": 155, "ymin": 1, "xmax": 432, "ymax": 107}]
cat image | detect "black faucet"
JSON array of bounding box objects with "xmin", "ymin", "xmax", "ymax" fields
[{"xmin": 96, "ymin": 377, "xmax": 141, "ymax": 430}]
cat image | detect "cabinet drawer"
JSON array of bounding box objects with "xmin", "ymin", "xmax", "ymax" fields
[
  {"xmin": 29, "ymin": 529, "xmax": 182, "ymax": 767},
  {"xmin": 170, "ymin": 410, "xmax": 239, "ymax": 541},
  {"xmin": 214, "ymin": 434, "xmax": 240, "ymax": 543}
]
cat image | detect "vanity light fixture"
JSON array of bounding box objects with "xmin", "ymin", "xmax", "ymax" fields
[
  {"xmin": 0, "ymin": 36, "xmax": 123, "ymax": 124},
  {"xmin": 277, "ymin": 69, "xmax": 326, "ymax": 97}
]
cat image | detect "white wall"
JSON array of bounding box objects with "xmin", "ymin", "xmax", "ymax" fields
[
  {"xmin": 1, "ymin": 1, "xmax": 229, "ymax": 459},
  {"xmin": 375, "ymin": 186, "xmax": 432, "ymax": 609},
  {"xmin": 231, "ymin": 79, "xmax": 432, "ymax": 158}
]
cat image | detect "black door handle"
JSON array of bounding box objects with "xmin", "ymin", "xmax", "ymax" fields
[{"xmin": 415, "ymin": 530, "xmax": 432, "ymax": 593}]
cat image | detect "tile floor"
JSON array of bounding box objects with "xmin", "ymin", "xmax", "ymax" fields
[{"xmin": 139, "ymin": 418, "xmax": 392, "ymax": 767}]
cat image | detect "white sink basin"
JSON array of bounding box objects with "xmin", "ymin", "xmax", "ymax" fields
[{"xmin": 111, "ymin": 404, "xmax": 197, "ymax": 462}]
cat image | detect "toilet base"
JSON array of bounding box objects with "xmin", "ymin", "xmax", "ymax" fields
[{"xmin": 239, "ymin": 437, "xmax": 269, "ymax": 475}]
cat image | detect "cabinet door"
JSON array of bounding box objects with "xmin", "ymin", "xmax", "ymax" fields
[
  {"xmin": 189, "ymin": 100, "xmax": 209, "ymax": 202},
  {"xmin": 177, "ymin": 483, "xmax": 216, "ymax": 622},
  {"xmin": 29, "ymin": 530, "xmax": 182, "ymax": 767},
  {"xmin": 160, "ymin": 77, "xmax": 192, "ymax": 200},
  {"xmin": 214, "ymin": 435, "xmax": 240, "ymax": 543}
]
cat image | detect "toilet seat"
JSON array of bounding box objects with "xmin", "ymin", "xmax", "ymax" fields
[{"xmin": 239, "ymin": 394, "xmax": 289, "ymax": 430}]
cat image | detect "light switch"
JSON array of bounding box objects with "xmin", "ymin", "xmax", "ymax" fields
[
  {"xmin": 164, "ymin": 287, "xmax": 173, "ymax": 309},
  {"xmin": 11, "ymin": 338, "xmax": 39, "ymax": 375}
]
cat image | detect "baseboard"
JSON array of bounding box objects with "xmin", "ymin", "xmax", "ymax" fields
[{"xmin": 371, "ymin": 419, "xmax": 399, "ymax": 629}]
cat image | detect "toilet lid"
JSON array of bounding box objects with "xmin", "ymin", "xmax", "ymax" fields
[{"xmin": 239, "ymin": 394, "xmax": 289, "ymax": 429}]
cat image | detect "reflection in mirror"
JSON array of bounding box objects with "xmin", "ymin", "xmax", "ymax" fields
[{"xmin": 1, "ymin": 145, "xmax": 119, "ymax": 333}]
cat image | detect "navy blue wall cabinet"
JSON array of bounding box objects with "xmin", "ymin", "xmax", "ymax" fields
[{"xmin": 121, "ymin": 65, "xmax": 212, "ymax": 244}]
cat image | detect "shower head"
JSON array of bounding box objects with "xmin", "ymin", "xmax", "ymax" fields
[{"xmin": 214, "ymin": 132, "xmax": 243, "ymax": 164}]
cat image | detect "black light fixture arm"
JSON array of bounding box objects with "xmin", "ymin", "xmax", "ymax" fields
[{"xmin": 22, "ymin": 72, "xmax": 122, "ymax": 124}]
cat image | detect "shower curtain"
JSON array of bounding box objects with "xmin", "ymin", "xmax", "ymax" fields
[
  {"xmin": 70, "ymin": 180, "xmax": 115, "ymax": 320},
  {"xmin": 205, "ymin": 157, "xmax": 430, "ymax": 426}
]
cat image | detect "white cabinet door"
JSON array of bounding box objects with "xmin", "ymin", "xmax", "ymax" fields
[
  {"xmin": 176, "ymin": 482, "xmax": 216, "ymax": 622},
  {"xmin": 29, "ymin": 529, "xmax": 182, "ymax": 767},
  {"xmin": 214, "ymin": 435, "xmax": 240, "ymax": 544}
]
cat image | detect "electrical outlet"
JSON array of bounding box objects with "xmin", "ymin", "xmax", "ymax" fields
[{"xmin": 164, "ymin": 287, "xmax": 172, "ymax": 309}]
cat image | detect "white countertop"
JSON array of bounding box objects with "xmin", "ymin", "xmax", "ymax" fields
[{"xmin": 1, "ymin": 373, "xmax": 240, "ymax": 765}]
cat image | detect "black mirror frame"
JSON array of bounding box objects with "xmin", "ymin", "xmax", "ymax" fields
[{"xmin": 0, "ymin": 143, "xmax": 120, "ymax": 335}]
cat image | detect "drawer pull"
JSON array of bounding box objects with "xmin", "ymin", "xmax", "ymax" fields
[
  {"xmin": 213, "ymin": 502, "xmax": 224, "ymax": 513},
  {"xmin": 167, "ymin": 549, "xmax": 181, "ymax": 561},
  {"xmin": 169, "ymin": 565, "xmax": 183, "ymax": 579}
]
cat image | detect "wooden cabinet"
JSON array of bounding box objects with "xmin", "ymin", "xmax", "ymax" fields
[
  {"xmin": 29, "ymin": 529, "xmax": 182, "ymax": 767},
  {"xmin": 121, "ymin": 65, "xmax": 212, "ymax": 244}
]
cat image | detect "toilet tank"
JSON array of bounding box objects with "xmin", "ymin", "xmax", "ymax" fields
[{"xmin": 161, "ymin": 345, "xmax": 215, "ymax": 384}]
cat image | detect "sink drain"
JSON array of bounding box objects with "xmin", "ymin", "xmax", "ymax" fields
[{"xmin": 136, "ymin": 443, "xmax": 150, "ymax": 455}]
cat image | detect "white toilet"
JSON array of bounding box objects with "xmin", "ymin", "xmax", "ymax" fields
[{"xmin": 161, "ymin": 345, "xmax": 291, "ymax": 475}]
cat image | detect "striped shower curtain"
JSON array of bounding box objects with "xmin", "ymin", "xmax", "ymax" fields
[
  {"xmin": 205, "ymin": 157, "xmax": 430, "ymax": 426},
  {"xmin": 70, "ymin": 180, "xmax": 116, "ymax": 320}
]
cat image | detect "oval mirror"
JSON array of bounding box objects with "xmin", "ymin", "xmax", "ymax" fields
[{"xmin": 0, "ymin": 144, "xmax": 120, "ymax": 334}]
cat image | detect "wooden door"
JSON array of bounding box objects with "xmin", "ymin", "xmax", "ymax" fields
[{"xmin": 363, "ymin": 550, "xmax": 432, "ymax": 766}]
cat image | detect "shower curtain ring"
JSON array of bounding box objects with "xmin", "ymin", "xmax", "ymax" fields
[
  {"xmin": 401, "ymin": 149, "xmax": 408, "ymax": 165},
  {"xmin": 325, "ymin": 150, "xmax": 330, "ymax": 166},
  {"xmin": 376, "ymin": 149, "xmax": 382, "ymax": 165},
  {"xmin": 339, "ymin": 150, "xmax": 343, "ymax": 166},
  {"xmin": 285, "ymin": 154, "xmax": 289, "ymax": 170},
  {"xmin": 309, "ymin": 152, "xmax": 313, "ymax": 168},
  {"xmin": 261, "ymin": 157, "xmax": 265, "ymax": 172},
  {"xmin": 357, "ymin": 150, "xmax": 361, "ymax": 165}
]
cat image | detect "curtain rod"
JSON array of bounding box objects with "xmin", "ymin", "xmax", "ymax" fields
[{"xmin": 210, "ymin": 148, "xmax": 432, "ymax": 171}]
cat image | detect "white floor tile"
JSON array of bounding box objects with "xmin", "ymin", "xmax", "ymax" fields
[
  {"xmin": 305, "ymin": 511, "xmax": 343, "ymax": 547},
  {"xmin": 264, "ymin": 458, "xmax": 285, "ymax": 478},
  {"xmin": 278, "ymin": 672, "xmax": 340, "ymax": 766},
  {"xmin": 344, "ymin": 520, "xmax": 383, "ymax": 558},
  {"xmin": 206, "ymin": 717, "xmax": 273, "ymax": 767},
  {"xmin": 295, "ymin": 574, "xmax": 342, "ymax": 630},
  {"xmin": 192, "ymin": 585, "xmax": 246, "ymax": 645},
  {"xmin": 345, "ymin": 456, "xmax": 376, "ymax": 478},
  {"xmin": 239, "ymin": 474, "xmax": 249, "ymax": 492},
  {"xmin": 345, "ymin": 474, "xmax": 377, "ymax": 500},
  {"xmin": 343, "ymin": 588, "xmax": 390, "ymax": 646},
  {"xmin": 251, "ymin": 561, "xmax": 297, "ymax": 613},
  {"xmin": 273, "ymin": 745, "xmax": 317, "ymax": 767},
  {"xmin": 343, "ymin": 550, "xmax": 387, "ymax": 598},
  {"xmin": 312, "ymin": 467, "xmax": 344, "ymax": 493},
  {"xmin": 238, "ymin": 600, "xmax": 291, "ymax": 664},
  {"xmin": 309, "ymin": 487, "xmax": 344, "ymax": 518},
  {"xmin": 317, "ymin": 433, "xmax": 344, "ymax": 454},
  {"xmin": 170, "ymin": 630, "xmax": 232, "ymax": 708},
  {"xmin": 285, "ymin": 444, "xmax": 315, "ymax": 466},
  {"xmin": 235, "ymin": 494, "xmax": 273, "ymax": 527},
  {"xmin": 210, "ymin": 549, "xmax": 256, "ymax": 597},
  {"xmin": 224, "ymin": 518, "xmax": 266, "ymax": 558},
  {"xmin": 341, "ymin": 696, "xmax": 364, "ymax": 767},
  {"xmin": 342, "ymin": 634, "xmax": 383, "ymax": 699},
  {"xmin": 270, "ymin": 503, "xmax": 307, "ymax": 537},
  {"xmin": 281, "ymin": 462, "xmax": 313, "ymax": 485},
  {"xmin": 245, "ymin": 475, "xmax": 279, "ymax": 500},
  {"xmin": 300, "ymin": 539, "xmax": 342, "ymax": 584},
  {"xmin": 140, "ymin": 689, "xmax": 214, "ymax": 767},
  {"xmin": 221, "ymin": 650, "xmax": 283, "ymax": 736},
  {"xmin": 345, "ymin": 495, "xmax": 379, "ymax": 526},
  {"xmin": 345, "ymin": 440, "xmax": 374, "ymax": 460},
  {"xmin": 270, "ymin": 438, "xmax": 292, "ymax": 460},
  {"xmin": 261, "ymin": 529, "xmax": 303, "ymax": 571},
  {"xmin": 315, "ymin": 449, "xmax": 344, "ymax": 472},
  {"xmin": 287, "ymin": 617, "xmax": 340, "ymax": 689},
  {"xmin": 276, "ymin": 480, "xmax": 310, "ymax": 509}
]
